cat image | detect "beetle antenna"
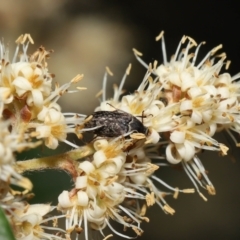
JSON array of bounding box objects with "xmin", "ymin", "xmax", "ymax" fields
[
  {"xmin": 106, "ymin": 103, "xmax": 126, "ymax": 113},
  {"xmin": 135, "ymin": 111, "xmax": 153, "ymax": 123},
  {"xmin": 106, "ymin": 103, "xmax": 118, "ymax": 110}
]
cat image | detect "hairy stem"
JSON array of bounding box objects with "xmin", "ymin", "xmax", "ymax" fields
[{"xmin": 16, "ymin": 144, "xmax": 95, "ymax": 178}]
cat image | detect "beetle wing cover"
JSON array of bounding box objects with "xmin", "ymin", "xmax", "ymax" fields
[
  {"xmin": 85, "ymin": 111, "xmax": 130, "ymax": 137},
  {"xmin": 85, "ymin": 110, "xmax": 147, "ymax": 137}
]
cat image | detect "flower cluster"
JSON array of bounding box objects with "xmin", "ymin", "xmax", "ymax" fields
[
  {"xmin": 1, "ymin": 32, "xmax": 240, "ymax": 240},
  {"xmin": 58, "ymin": 137, "xmax": 165, "ymax": 239},
  {"xmin": 0, "ymin": 34, "xmax": 85, "ymax": 150},
  {"xmin": 0, "ymin": 34, "xmax": 86, "ymax": 239},
  {"xmin": 3, "ymin": 194, "xmax": 65, "ymax": 240},
  {"xmin": 95, "ymin": 31, "xmax": 240, "ymax": 199}
]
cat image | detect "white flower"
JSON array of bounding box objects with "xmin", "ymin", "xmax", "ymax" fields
[
  {"xmin": 0, "ymin": 35, "xmax": 53, "ymax": 110},
  {"xmin": 35, "ymin": 109, "xmax": 67, "ymax": 149},
  {"xmin": 13, "ymin": 204, "xmax": 65, "ymax": 240},
  {"xmin": 12, "ymin": 62, "xmax": 52, "ymax": 108}
]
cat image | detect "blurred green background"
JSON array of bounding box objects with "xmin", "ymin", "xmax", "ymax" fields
[{"xmin": 2, "ymin": 1, "xmax": 240, "ymax": 239}]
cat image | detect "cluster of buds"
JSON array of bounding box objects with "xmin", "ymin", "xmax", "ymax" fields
[{"xmin": 0, "ymin": 32, "xmax": 239, "ymax": 240}]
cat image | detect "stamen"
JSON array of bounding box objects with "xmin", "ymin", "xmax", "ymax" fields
[
  {"xmin": 133, "ymin": 48, "xmax": 149, "ymax": 69},
  {"xmin": 180, "ymin": 39, "xmax": 193, "ymax": 70},
  {"xmin": 95, "ymin": 89, "xmax": 103, "ymax": 98},
  {"xmin": 117, "ymin": 64, "xmax": 131, "ymax": 100},
  {"xmin": 225, "ymin": 60, "xmax": 231, "ymax": 70},
  {"xmin": 151, "ymin": 175, "xmax": 194, "ymax": 194},
  {"xmin": 84, "ymin": 210, "xmax": 89, "ymax": 240},
  {"xmin": 63, "ymin": 113, "xmax": 87, "ymax": 117},
  {"xmin": 63, "ymin": 140, "xmax": 79, "ymax": 149},
  {"xmin": 118, "ymin": 205, "xmax": 141, "ymax": 228},
  {"xmin": 132, "ymin": 48, "xmax": 143, "ymax": 56},
  {"xmin": 71, "ymin": 74, "xmax": 84, "ymax": 83},
  {"xmin": 82, "ymin": 126, "xmax": 104, "ymax": 133},
  {"xmin": 197, "ymin": 44, "xmax": 223, "ymax": 69},
  {"xmin": 182, "ymin": 161, "xmax": 208, "ymax": 201},
  {"xmin": 106, "ymin": 66, "xmax": 113, "ymax": 76},
  {"xmin": 160, "ymin": 31, "xmax": 167, "ymax": 64},
  {"xmin": 225, "ymin": 129, "xmax": 238, "ymax": 146},
  {"xmin": 187, "ymin": 36, "xmax": 197, "ymax": 46},
  {"xmin": 105, "ymin": 219, "xmax": 135, "ymax": 239},
  {"xmin": 103, "ymin": 234, "xmax": 113, "ymax": 240},
  {"xmin": 191, "ymin": 41, "xmax": 206, "ymax": 66},
  {"xmin": 232, "ymin": 72, "xmax": 240, "ymax": 81},
  {"xmin": 172, "ymin": 35, "xmax": 186, "ymax": 62},
  {"xmin": 193, "ymin": 156, "xmax": 215, "ymax": 190},
  {"xmin": 102, "ymin": 67, "xmax": 113, "ymax": 102}
]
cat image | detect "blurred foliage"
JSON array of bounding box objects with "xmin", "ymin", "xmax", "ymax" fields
[{"xmin": 0, "ymin": 207, "xmax": 15, "ymax": 240}]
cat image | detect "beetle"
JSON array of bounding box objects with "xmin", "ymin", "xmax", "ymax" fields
[{"xmin": 84, "ymin": 110, "xmax": 148, "ymax": 138}]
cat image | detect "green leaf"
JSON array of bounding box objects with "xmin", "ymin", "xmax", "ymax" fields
[{"xmin": 0, "ymin": 207, "xmax": 15, "ymax": 240}]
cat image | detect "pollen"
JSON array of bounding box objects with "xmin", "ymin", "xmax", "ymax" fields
[{"xmin": 146, "ymin": 192, "xmax": 155, "ymax": 206}]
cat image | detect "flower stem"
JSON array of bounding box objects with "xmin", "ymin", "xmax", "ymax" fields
[{"xmin": 16, "ymin": 144, "xmax": 95, "ymax": 177}]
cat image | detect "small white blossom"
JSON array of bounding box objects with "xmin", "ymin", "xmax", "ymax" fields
[{"xmin": 13, "ymin": 203, "xmax": 65, "ymax": 240}]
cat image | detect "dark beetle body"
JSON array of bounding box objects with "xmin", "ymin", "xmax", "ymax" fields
[{"xmin": 85, "ymin": 110, "xmax": 148, "ymax": 137}]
